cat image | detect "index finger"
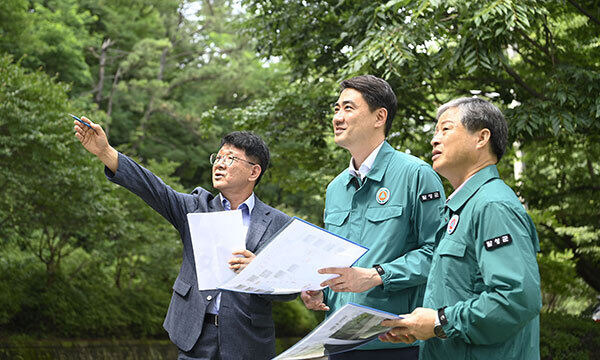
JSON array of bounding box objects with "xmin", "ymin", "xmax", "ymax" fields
[
  {"xmin": 304, "ymin": 290, "xmax": 322, "ymax": 295},
  {"xmin": 232, "ymin": 249, "xmax": 253, "ymax": 257},
  {"xmin": 318, "ymin": 267, "xmax": 345, "ymax": 275},
  {"xmin": 80, "ymin": 116, "xmax": 93, "ymax": 125},
  {"xmin": 381, "ymin": 317, "xmax": 407, "ymax": 327}
]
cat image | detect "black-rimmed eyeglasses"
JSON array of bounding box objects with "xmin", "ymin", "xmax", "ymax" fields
[{"xmin": 209, "ymin": 153, "xmax": 256, "ymax": 167}]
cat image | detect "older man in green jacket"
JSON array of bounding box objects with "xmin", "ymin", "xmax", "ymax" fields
[{"xmin": 380, "ymin": 97, "xmax": 541, "ymax": 359}]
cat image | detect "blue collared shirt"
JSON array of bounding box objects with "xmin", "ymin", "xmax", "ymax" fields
[{"xmin": 206, "ymin": 193, "xmax": 255, "ymax": 314}]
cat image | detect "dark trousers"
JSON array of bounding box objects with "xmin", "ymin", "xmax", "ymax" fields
[
  {"xmin": 329, "ymin": 346, "xmax": 419, "ymax": 360},
  {"xmin": 177, "ymin": 320, "xmax": 220, "ymax": 360}
]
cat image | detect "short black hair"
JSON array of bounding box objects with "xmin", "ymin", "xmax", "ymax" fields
[
  {"xmin": 437, "ymin": 97, "xmax": 508, "ymax": 161},
  {"xmin": 220, "ymin": 131, "xmax": 270, "ymax": 185},
  {"xmin": 339, "ymin": 75, "xmax": 398, "ymax": 136}
]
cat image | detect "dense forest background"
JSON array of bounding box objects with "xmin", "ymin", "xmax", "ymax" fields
[{"xmin": 1, "ymin": 0, "xmax": 599, "ymax": 357}]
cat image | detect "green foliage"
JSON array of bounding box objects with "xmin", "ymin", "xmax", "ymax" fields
[
  {"xmin": 272, "ymin": 298, "xmax": 323, "ymax": 337},
  {"xmin": 520, "ymin": 134, "xmax": 600, "ymax": 293},
  {"xmin": 0, "ymin": 0, "xmax": 32, "ymax": 56},
  {"xmin": 202, "ymin": 78, "xmax": 345, "ymax": 224},
  {"xmin": 537, "ymin": 249, "xmax": 596, "ymax": 314},
  {"xmin": 13, "ymin": 0, "xmax": 97, "ymax": 89},
  {"xmin": 540, "ymin": 312, "xmax": 600, "ymax": 360},
  {"xmin": 0, "ymin": 248, "xmax": 36, "ymax": 326},
  {"xmin": 0, "ymin": 54, "xmax": 109, "ymax": 280}
]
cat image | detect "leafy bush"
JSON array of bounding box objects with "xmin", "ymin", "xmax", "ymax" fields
[
  {"xmin": 540, "ymin": 312, "xmax": 600, "ymax": 360},
  {"xmin": 272, "ymin": 298, "xmax": 323, "ymax": 337}
]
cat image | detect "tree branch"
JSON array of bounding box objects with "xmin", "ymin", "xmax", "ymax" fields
[
  {"xmin": 542, "ymin": 16, "xmax": 557, "ymax": 66},
  {"xmin": 500, "ymin": 61, "xmax": 545, "ymax": 99},
  {"xmin": 514, "ymin": 27, "xmax": 554, "ymax": 65},
  {"xmin": 567, "ymin": 0, "xmax": 600, "ymax": 26},
  {"xmin": 204, "ymin": 0, "xmax": 214, "ymax": 17},
  {"xmin": 512, "ymin": 45, "xmax": 544, "ymax": 68},
  {"xmin": 165, "ymin": 74, "xmax": 218, "ymax": 96}
]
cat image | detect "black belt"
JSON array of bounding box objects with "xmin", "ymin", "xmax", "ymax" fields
[{"xmin": 204, "ymin": 313, "xmax": 219, "ymax": 326}]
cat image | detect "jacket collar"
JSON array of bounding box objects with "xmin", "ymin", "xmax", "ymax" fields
[
  {"xmin": 446, "ymin": 165, "xmax": 500, "ymax": 212},
  {"xmin": 344, "ymin": 141, "xmax": 394, "ymax": 186},
  {"xmin": 245, "ymin": 197, "xmax": 272, "ymax": 252}
]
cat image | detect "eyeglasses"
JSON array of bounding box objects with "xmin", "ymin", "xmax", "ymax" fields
[{"xmin": 209, "ymin": 153, "xmax": 257, "ymax": 167}]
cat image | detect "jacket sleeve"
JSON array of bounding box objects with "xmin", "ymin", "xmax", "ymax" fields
[
  {"xmin": 105, "ymin": 152, "xmax": 197, "ymax": 232},
  {"xmin": 379, "ymin": 165, "xmax": 445, "ymax": 291},
  {"xmin": 442, "ymin": 202, "xmax": 542, "ymax": 344}
]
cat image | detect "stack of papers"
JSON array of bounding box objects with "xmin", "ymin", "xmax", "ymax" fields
[
  {"xmin": 274, "ymin": 303, "xmax": 401, "ymax": 360},
  {"xmin": 187, "ymin": 214, "xmax": 368, "ymax": 294},
  {"xmin": 218, "ymin": 217, "xmax": 368, "ymax": 294}
]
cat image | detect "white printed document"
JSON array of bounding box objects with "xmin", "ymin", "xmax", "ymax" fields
[
  {"xmin": 218, "ymin": 217, "xmax": 368, "ymax": 294},
  {"xmin": 274, "ymin": 303, "xmax": 401, "ymax": 360},
  {"xmin": 187, "ymin": 210, "xmax": 246, "ymax": 291}
]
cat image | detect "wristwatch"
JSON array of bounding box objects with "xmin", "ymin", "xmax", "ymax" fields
[
  {"xmin": 373, "ymin": 264, "xmax": 385, "ymax": 276},
  {"xmin": 433, "ymin": 307, "xmax": 448, "ymax": 339}
]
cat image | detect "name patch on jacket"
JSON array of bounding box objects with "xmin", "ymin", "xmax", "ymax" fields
[
  {"xmin": 484, "ymin": 234, "xmax": 512, "ymax": 251},
  {"xmin": 420, "ymin": 191, "xmax": 441, "ymax": 202}
]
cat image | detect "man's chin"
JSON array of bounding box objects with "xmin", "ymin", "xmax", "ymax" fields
[
  {"xmin": 212, "ymin": 180, "xmax": 223, "ymax": 190},
  {"xmin": 432, "ymin": 162, "xmax": 448, "ymax": 177},
  {"xmin": 333, "ymin": 135, "xmax": 348, "ymax": 148}
]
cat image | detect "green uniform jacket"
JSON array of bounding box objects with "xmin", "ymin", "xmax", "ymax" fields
[
  {"xmin": 323, "ymin": 141, "xmax": 446, "ymax": 350},
  {"xmin": 421, "ymin": 165, "xmax": 541, "ymax": 359}
]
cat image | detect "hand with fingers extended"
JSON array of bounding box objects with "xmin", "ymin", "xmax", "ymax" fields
[
  {"xmin": 318, "ymin": 266, "xmax": 382, "ymax": 293},
  {"xmin": 300, "ymin": 290, "xmax": 329, "ymax": 311},
  {"xmin": 72, "ymin": 115, "xmax": 118, "ymax": 172},
  {"xmin": 379, "ymin": 307, "xmax": 437, "ymax": 343},
  {"xmin": 228, "ymin": 249, "xmax": 256, "ymax": 273}
]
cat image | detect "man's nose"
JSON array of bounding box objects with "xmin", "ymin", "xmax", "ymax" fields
[
  {"xmin": 214, "ymin": 157, "xmax": 228, "ymax": 168},
  {"xmin": 333, "ymin": 111, "xmax": 344, "ymax": 123},
  {"xmin": 430, "ymin": 133, "xmax": 440, "ymax": 147}
]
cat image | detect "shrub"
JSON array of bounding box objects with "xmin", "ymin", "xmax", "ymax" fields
[{"xmin": 540, "ymin": 312, "xmax": 600, "ymax": 360}]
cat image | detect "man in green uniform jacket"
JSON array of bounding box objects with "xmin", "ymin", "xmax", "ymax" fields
[
  {"xmin": 301, "ymin": 75, "xmax": 445, "ymax": 359},
  {"xmin": 379, "ymin": 97, "xmax": 542, "ymax": 359}
]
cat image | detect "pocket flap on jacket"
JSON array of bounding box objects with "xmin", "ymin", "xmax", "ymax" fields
[
  {"xmin": 173, "ymin": 277, "xmax": 191, "ymax": 297},
  {"xmin": 251, "ymin": 314, "xmax": 273, "ymax": 327},
  {"xmin": 437, "ymin": 240, "xmax": 467, "ymax": 258},
  {"xmin": 324, "ymin": 210, "xmax": 350, "ymax": 226},
  {"xmin": 365, "ymin": 205, "xmax": 403, "ymax": 222}
]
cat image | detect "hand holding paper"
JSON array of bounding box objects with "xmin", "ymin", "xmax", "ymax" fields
[
  {"xmin": 228, "ymin": 249, "xmax": 256, "ymax": 273},
  {"xmin": 301, "ymin": 290, "xmax": 329, "ymax": 311},
  {"xmin": 379, "ymin": 307, "xmax": 437, "ymax": 343},
  {"xmin": 318, "ymin": 266, "xmax": 383, "ymax": 293}
]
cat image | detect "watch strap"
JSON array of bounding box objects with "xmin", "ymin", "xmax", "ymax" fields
[
  {"xmin": 434, "ymin": 307, "xmax": 448, "ymax": 339},
  {"xmin": 438, "ymin": 306, "xmax": 448, "ymax": 326},
  {"xmin": 373, "ymin": 264, "xmax": 385, "ymax": 276}
]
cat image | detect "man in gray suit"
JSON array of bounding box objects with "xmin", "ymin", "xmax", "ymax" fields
[{"xmin": 74, "ymin": 117, "xmax": 296, "ymax": 360}]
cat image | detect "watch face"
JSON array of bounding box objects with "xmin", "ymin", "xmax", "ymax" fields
[{"xmin": 434, "ymin": 325, "xmax": 447, "ymax": 339}]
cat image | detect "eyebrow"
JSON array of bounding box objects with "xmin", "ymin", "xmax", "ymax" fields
[
  {"xmin": 435, "ymin": 120, "xmax": 454, "ymax": 130},
  {"xmin": 334, "ymin": 100, "xmax": 358, "ymax": 108}
]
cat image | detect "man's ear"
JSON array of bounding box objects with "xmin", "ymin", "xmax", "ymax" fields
[
  {"xmin": 248, "ymin": 164, "xmax": 261, "ymax": 183},
  {"xmin": 374, "ymin": 107, "xmax": 388, "ymax": 130},
  {"xmin": 475, "ymin": 128, "xmax": 492, "ymax": 150}
]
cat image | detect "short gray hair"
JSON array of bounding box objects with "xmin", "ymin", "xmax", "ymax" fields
[{"xmin": 437, "ymin": 97, "xmax": 508, "ymax": 161}]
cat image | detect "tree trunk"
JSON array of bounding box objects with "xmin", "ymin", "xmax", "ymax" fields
[{"xmin": 94, "ymin": 38, "xmax": 113, "ymax": 105}]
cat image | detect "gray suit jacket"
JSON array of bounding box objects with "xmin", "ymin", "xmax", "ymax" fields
[{"xmin": 106, "ymin": 153, "xmax": 295, "ymax": 359}]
